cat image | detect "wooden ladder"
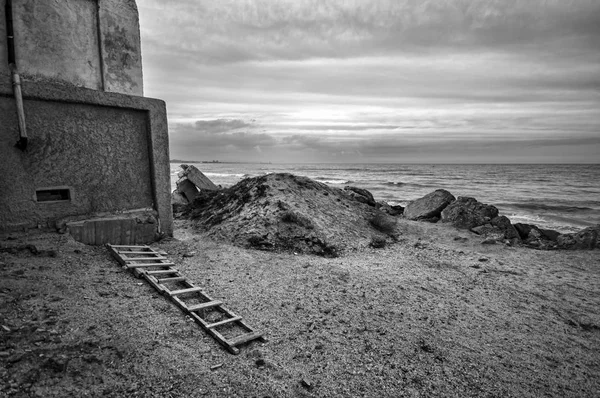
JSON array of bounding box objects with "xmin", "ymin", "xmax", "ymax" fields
[{"xmin": 107, "ymin": 244, "xmax": 266, "ymax": 354}]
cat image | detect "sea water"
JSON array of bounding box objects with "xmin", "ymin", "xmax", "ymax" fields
[{"xmin": 170, "ymin": 163, "xmax": 600, "ymax": 233}]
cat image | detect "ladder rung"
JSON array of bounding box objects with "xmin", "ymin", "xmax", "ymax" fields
[
  {"xmin": 116, "ymin": 251, "xmax": 155, "ymax": 255},
  {"xmin": 187, "ymin": 300, "xmax": 222, "ymax": 312},
  {"xmin": 228, "ymin": 331, "xmax": 264, "ymax": 347},
  {"xmin": 110, "ymin": 245, "xmax": 150, "ymax": 248},
  {"xmin": 169, "ymin": 287, "xmax": 203, "ymax": 296},
  {"xmin": 207, "ymin": 316, "xmax": 242, "ymax": 329},
  {"xmin": 127, "ymin": 262, "xmax": 175, "ymax": 268},
  {"xmin": 158, "ymin": 276, "xmax": 186, "ymax": 283},
  {"xmin": 146, "ymin": 269, "xmax": 178, "ymax": 275},
  {"xmin": 124, "ymin": 256, "xmax": 167, "ymax": 261}
]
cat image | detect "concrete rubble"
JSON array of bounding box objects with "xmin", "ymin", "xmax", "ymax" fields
[{"xmin": 172, "ymin": 164, "xmax": 220, "ymax": 204}]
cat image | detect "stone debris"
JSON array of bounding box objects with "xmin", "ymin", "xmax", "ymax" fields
[
  {"xmin": 172, "ymin": 165, "xmax": 220, "ymax": 204},
  {"xmin": 344, "ymin": 186, "xmax": 376, "ymax": 207},
  {"xmin": 404, "ymin": 189, "xmax": 455, "ymax": 221},
  {"xmin": 441, "ymin": 196, "xmax": 499, "ymax": 229},
  {"xmin": 179, "ymin": 164, "xmax": 219, "ymax": 191},
  {"xmin": 176, "ymin": 178, "xmax": 199, "ymax": 202}
]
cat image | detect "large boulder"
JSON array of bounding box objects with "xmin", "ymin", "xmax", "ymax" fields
[
  {"xmin": 514, "ymin": 223, "xmax": 537, "ymax": 240},
  {"xmin": 404, "ymin": 189, "xmax": 455, "ymax": 221},
  {"xmin": 440, "ymin": 197, "xmax": 499, "ymax": 229},
  {"xmin": 344, "ymin": 186, "xmax": 376, "ymax": 207},
  {"xmin": 491, "ymin": 216, "xmax": 521, "ymax": 242},
  {"xmin": 514, "ymin": 223, "xmax": 561, "ymax": 249},
  {"xmin": 556, "ymin": 225, "xmax": 600, "ymax": 250},
  {"xmin": 469, "ymin": 216, "xmax": 520, "ymax": 245}
]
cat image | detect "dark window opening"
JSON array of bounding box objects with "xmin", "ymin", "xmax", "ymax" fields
[{"xmin": 36, "ymin": 188, "xmax": 71, "ymax": 202}]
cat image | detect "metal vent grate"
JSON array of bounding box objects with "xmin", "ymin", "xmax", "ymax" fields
[{"xmin": 36, "ymin": 188, "xmax": 71, "ymax": 202}]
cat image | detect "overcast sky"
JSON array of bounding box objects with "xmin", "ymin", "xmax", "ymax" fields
[{"xmin": 137, "ymin": 0, "xmax": 600, "ymax": 163}]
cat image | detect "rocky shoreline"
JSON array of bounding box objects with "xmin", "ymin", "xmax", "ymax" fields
[{"xmin": 172, "ymin": 166, "xmax": 599, "ymax": 255}]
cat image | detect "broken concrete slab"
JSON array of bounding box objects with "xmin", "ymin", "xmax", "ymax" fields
[
  {"xmin": 172, "ymin": 190, "xmax": 188, "ymax": 205},
  {"xmin": 180, "ymin": 165, "xmax": 219, "ymax": 191},
  {"xmin": 66, "ymin": 213, "xmax": 158, "ymax": 245},
  {"xmin": 177, "ymin": 178, "xmax": 199, "ymax": 202}
]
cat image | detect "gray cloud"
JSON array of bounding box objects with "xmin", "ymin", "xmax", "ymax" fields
[
  {"xmin": 138, "ymin": 0, "xmax": 600, "ymax": 163},
  {"xmin": 193, "ymin": 119, "xmax": 253, "ymax": 134},
  {"xmin": 141, "ymin": 0, "xmax": 600, "ymax": 63}
]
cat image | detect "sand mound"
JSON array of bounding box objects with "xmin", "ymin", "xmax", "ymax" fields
[{"xmin": 181, "ymin": 173, "xmax": 397, "ymax": 256}]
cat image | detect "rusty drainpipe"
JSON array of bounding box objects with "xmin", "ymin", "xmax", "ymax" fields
[{"xmin": 5, "ymin": 0, "xmax": 28, "ymax": 151}]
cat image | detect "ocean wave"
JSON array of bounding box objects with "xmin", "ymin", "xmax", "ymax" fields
[
  {"xmin": 204, "ymin": 172, "xmax": 247, "ymax": 178},
  {"xmin": 315, "ymin": 178, "xmax": 353, "ymax": 184},
  {"xmin": 383, "ymin": 181, "xmax": 431, "ymax": 188},
  {"xmin": 499, "ymin": 203, "xmax": 596, "ymax": 213},
  {"xmin": 504, "ymin": 213, "xmax": 546, "ymax": 224}
]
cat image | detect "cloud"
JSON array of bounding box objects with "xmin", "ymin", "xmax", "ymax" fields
[
  {"xmin": 140, "ymin": 0, "xmax": 600, "ymax": 64},
  {"xmin": 169, "ymin": 120, "xmax": 278, "ymax": 157},
  {"xmin": 137, "ymin": 0, "xmax": 600, "ymax": 163},
  {"xmin": 193, "ymin": 119, "xmax": 253, "ymax": 134}
]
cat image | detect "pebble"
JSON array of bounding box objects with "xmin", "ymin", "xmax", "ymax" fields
[{"xmin": 301, "ymin": 378, "xmax": 314, "ymax": 391}]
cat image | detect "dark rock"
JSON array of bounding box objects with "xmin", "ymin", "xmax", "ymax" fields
[
  {"xmin": 491, "ymin": 216, "xmax": 520, "ymax": 241},
  {"xmin": 301, "ymin": 378, "xmax": 314, "ymax": 391},
  {"xmin": 513, "ymin": 223, "xmax": 536, "ymax": 240},
  {"xmin": 514, "ymin": 223, "xmax": 558, "ymax": 249},
  {"xmin": 390, "ymin": 205, "xmax": 404, "ymax": 215},
  {"xmin": 440, "ymin": 197, "xmax": 499, "ymax": 229},
  {"xmin": 556, "ymin": 225, "xmax": 600, "ymax": 250},
  {"xmin": 404, "ymin": 189, "xmax": 455, "ymax": 221},
  {"xmin": 540, "ymin": 228, "xmax": 561, "ymax": 242},
  {"xmin": 377, "ymin": 202, "xmax": 404, "ymax": 216},
  {"xmin": 344, "ymin": 186, "xmax": 376, "ymax": 207}
]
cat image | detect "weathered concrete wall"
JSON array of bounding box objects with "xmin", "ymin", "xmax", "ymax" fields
[
  {"xmin": 0, "ymin": 80, "xmax": 172, "ymax": 236},
  {"xmin": 0, "ymin": 1, "xmax": 8, "ymax": 82},
  {"xmin": 99, "ymin": 0, "xmax": 143, "ymax": 95},
  {"xmin": 0, "ymin": 0, "xmax": 143, "ymax": 95},
  {"xmin": 12, "ymin": 0, "xmax": 103, "ymax": 90},
  {"xmin": 0, "ymin": 97, "xmax": 153, "ymax": 229}
]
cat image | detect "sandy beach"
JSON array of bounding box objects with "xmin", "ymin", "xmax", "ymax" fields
[{"xmin": 1, "ymin": 216, "xmax": 599, "ymax": 397}]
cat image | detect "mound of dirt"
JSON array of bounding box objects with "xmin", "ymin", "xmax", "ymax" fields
[{"xmin": 181, "ymin": 173, "xmax": 398, "ymax": 256}]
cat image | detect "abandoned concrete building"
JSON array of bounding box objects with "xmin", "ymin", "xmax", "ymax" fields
[{"xmin": 0, "ymin": 0, "xmax": 173, "ymax": 244}]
